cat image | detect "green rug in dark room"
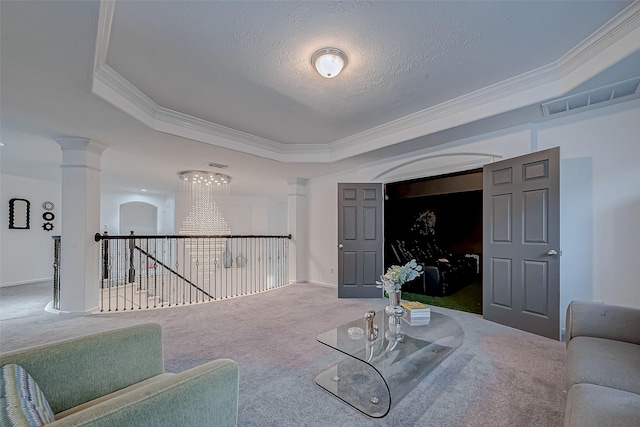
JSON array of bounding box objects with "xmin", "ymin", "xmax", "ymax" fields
[{"xmin": 402, "ymin": 281, "xmax": 483, "ymax": 315}]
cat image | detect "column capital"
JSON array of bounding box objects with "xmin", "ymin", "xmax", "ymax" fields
[
  {"xmin": 54, "ymin": 137, "xmax": 107, "ymax": 172},
  {"xmin": 54, "ymin": 137, "xmax": 107, "ymax": 154},
  {"xmin": 287, "ymin": 177, "xmax": 308, "ymax": 196},
  {"xmin": 287, "ymin": 177, "xmax": 308, "ymax": 186}
]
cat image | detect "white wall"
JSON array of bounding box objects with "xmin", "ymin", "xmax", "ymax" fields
[
  {"xmin": 536, "ymin": 102, "xmax": 640, "ymax": 312},
  {"xmin": 226, "ymin": 196, "xmax": 287, "ymax": 235},
  {"xmin": 119, "ymin": 201, "xmax": 158, "ymax": 235},
  {"xmin": 306, "ymin": 100, "xmax": 640, "ymax": 328},
  {"xmin": 0, "ymin": 179, "xmax": 176, "ymax": 286},
  {"xmin": 101, "ymin": 189, "xmax": 174, "ymax": 235},
  {"xmin": 0, "ymin": 174, "xmax": 61, "ymax": 286}
]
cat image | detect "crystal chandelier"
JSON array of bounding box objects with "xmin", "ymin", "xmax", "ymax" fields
[
  {"xmin": 178, "ymin": 170, "xmax": 231, "ymax": 235},
  {"xmin": 178, "ymin": 170, "xmax": 231, "ymax": 186}
]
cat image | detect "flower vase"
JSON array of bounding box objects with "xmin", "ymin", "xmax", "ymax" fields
[
  {"xmin": 385, "ymin": 290, "xmax": 403, "ymax": 325},
  {"xmin": 222, "ymin": 241, "xmax": 233, "ymax": 269}
]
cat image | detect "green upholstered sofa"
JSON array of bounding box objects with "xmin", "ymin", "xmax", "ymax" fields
[
  {"xmin": 564, "ymin": 301, "xmax": 640, "ymax": 426},
  {"xmin": 0, "ymin": 323, "xmax": 239, "ymax": 426}
]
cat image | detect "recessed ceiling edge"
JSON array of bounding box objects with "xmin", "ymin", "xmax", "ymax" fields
[{"xmin": 91, "ymin": 0, "xmax": 640, "ymax": 163}]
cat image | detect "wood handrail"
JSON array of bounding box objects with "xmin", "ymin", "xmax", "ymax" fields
[{"xmin": 95, "ymin": 233, "xmax": 291, "ymax": 241}]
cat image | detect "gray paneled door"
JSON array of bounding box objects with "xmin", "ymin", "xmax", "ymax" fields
[
  {"xmin": 483, "ymin": 147, "xmax": 560, "ymax": 339},
  {"xmin": 337, "ymin": 183, "xmax": 384, "ymax": 298}
]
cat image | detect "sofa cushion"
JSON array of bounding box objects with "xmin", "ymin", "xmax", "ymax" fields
[
  {"xmin": 565, "ymin": 383, "xmax": 640, "ymax": 427},
  {"xmin": 566, "ymin": 301, "xmax": 640, "ymax": 346},
  {"xmin": 0, "ymin": 323, "xmax": 164, "ymax": 414},
  {"xmin": 566, "ymin": 336, "xmax": 640, "ymax": 394},
  {"xmin": 54, "ymin": 373, "xmax": 174, "ymax": 420},
  {"xmin": 0, "ymin": 364, "xmax": 55, "ymax": 426}
]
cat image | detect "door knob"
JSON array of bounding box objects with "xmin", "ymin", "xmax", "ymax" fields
[
  {"xmin": 338, "ymin": 244, "xmax": 344, "ymax": 249},
  {"xmin": 547, "ymin": 250, "xmax": 558, "ymax": 256}
]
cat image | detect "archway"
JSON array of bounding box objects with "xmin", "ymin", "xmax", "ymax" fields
[{"xmin": 119, "ymin": 201, "xmax": 158, "ymax": 235}]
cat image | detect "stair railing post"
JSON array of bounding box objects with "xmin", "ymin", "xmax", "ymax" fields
[
  {"xmin": 52, "ymin": 236, "xmax": 61, "ymax": 310},
  {"xmin": 128, "ymin": 231, "xmax": 136, "ymax": 284},
  {"xmin": 102, "ymin": 231, "xmax": 109, "ymax": 280}
]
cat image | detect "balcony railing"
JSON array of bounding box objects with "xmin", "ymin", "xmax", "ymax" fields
[{"xmin": 53, "ymin": 233, "xmax": 291, "ymax": 312}]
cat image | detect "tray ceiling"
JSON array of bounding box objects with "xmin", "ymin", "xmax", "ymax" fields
[{"xmin": 94, "ymin": 0, "xmax": 639, "ymax": 162}]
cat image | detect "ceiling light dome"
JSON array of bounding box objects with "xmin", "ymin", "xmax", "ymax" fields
[{"xmin": 312, "ymin": 48, "xmax": 347, "ymax": 79}]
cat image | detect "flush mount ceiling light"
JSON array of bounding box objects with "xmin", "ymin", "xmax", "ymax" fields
[{"xmin": 312, "ymin": 48, "xmax": 348, "ymax": 79}]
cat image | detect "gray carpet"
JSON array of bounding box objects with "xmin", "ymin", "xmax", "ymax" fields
[
  {"xmin": 0, "ymin": 280, "xmax": 53, "ymax": 321},
  {"xmin": 0, "ymin": 283, "xmax": 567, "ymax": 426}
]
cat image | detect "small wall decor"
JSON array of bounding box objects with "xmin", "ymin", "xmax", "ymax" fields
[
  {"xmin": 9, "ymin": 198, "xmax": 30, "ymax": 229},
  {"xmin": 41, "ymin": 201, "xmax": 56, "ymax": 232}
]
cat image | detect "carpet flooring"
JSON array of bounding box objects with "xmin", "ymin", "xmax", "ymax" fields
[{"xmin": 0, "ymin": 283, "xmax": 567, "ymax": 426}]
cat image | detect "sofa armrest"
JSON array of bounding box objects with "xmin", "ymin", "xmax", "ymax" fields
[
  {"xmin": 50, "ymin": 359, "xmax": 240, "ymax": 427},
  {"xmin": 0, "ymin": 323, "xmax": 164, "ymax": 413},
  {"xmin": 566, "ymin": 301, "xmax": 640, "ymax": 347}
]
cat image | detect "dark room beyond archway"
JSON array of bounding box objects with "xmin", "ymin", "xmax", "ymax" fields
[{"xmin": 384, "ymin": 169, "xmax": 483, "ymax": 314}]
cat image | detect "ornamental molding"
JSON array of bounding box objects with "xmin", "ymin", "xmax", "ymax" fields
[{"xmin": 92, "ymin": 0, "xmax": 640, "ymax": 163}]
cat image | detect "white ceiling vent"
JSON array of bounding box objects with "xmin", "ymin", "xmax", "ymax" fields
[
  {"xmin": 208, "ymin": 162, "xmax": 228, "ymax": 169},
  {"xmin": 541, "ymin": 77, "xmax": 640, "ymax": 118}
]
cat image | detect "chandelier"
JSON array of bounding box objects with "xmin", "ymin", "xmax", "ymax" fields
[
  {"xmin": 178, "ymin": 170, "xmax": 231, "ymax": 235},
  {"xmin": 178, "ymin": 170, "xmax": 231, "ymax": 186}
]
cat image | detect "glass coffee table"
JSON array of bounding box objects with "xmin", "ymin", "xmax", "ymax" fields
[{"xmin": 315, "ymin": 309, "xmax": 463, "ymax": 418}]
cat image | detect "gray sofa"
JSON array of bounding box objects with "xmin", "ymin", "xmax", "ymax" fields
[
  {"xmin": 564, "ymin": 301, "xmax": 640, "ymax": 426},
  {"xmin": 0, "ymin": 323, "xmax": 239, "ymax": 426}
]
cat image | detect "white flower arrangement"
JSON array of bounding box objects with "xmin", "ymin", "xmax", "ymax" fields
[{"xmin": 376, "ymin": 259, "xmax": 423, "ymax": 293}]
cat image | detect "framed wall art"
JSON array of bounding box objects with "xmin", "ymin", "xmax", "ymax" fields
[{"xmin": 9, "ymin": 198, "xmax": 30, "ymax": 229}]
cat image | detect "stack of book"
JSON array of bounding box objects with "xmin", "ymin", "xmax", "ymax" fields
[{"xmin": 400, "ymin": 301, "xmax": 431, "ymax": 325}]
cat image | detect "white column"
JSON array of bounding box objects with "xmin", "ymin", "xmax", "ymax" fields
[
  {"xmin": 287, "ymin": 178, "xmax": 308, "ymax": 284},
  {"xmin": 54, "ymin": 137, "xmax": 107, "ymax": 312}
]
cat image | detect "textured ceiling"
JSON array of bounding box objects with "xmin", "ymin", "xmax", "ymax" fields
[
  {"xmin": 105, "ymin": 1, "xmax": 632, "ymax": 145},
  {"xmin": 1, "ymin": 0, "xmax": 639, "ymax": 198}
]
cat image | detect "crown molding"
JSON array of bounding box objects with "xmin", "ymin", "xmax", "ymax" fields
[
  {"xmin": 326, "ymin": 63, "xmax": 561, "ymax": 161},
  {"xmin": 330, "ymin": 3, "xmax": 640, "ymax": 161},
  {"xmin": 92, "ymin": 0, "xmax": 640, "ymax": 163},
  {"xmin": 94, "ymin": 64, "xmax": 309, "ymax": 161},
  {"xmin": 93, "ymin": 0, "xmax": 115, "ymax": 70},
  {"xmin": 153, "ymin": 106, "xmax": 285, "ymax": 154},
  {"xmin": 555, "ymin": 1, "xmax": 640, "ymax": 88},
  {"xmin": 93, "ymin": 65, "xmax": 157, "ymax": 126}
]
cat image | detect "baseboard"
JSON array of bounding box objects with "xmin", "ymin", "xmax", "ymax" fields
[
  {"xmin": 45, "ymin": 302, "xmax": 100, "ymax": 314},
  {"xmin": 0, "ymin": 277, "xmax": 53, "ymax": 288},
  {"xmin": 44, "ymin": 301, "xmax": 60, "ymax": 314}
]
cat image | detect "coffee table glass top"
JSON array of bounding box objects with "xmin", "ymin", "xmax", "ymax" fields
[{"xmin": 315, "ymin": 309, "xmax": 463, "ymax": 418}]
